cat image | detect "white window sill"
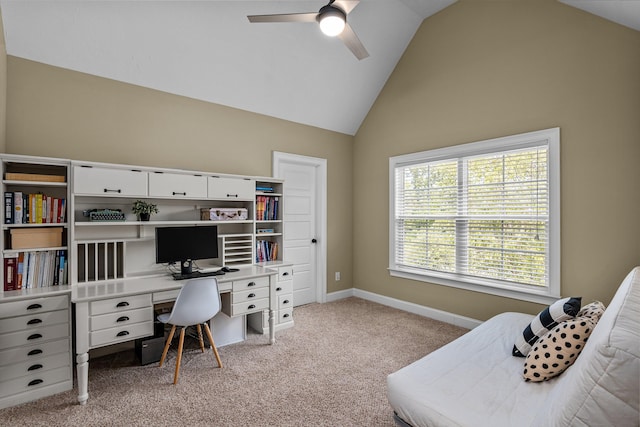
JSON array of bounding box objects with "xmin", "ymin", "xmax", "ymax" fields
[{"xmin": 389, "ymin": 267, "xmax": 560, "ymax": 305}]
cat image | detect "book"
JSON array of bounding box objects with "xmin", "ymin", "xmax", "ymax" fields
[
  {"xmin": 14, "ymin": 192, "xmax": 23, "ymax": 224},
  {"xmin": 16, "ymin": 252, "xmax": 25, "ymax": 289},
  {"xmin": 58, "ymin": 251, "xmax": 66, "ymax": 285},
  {"xmin": 4, "ymin": 257, "xmax": 17, "ymax": 291},
  {"xmin": 4, "ymin": 191, "xmax": 13, "ymax": 224}
]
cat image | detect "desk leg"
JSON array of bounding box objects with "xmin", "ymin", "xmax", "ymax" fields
[
  {"xmin": 76, "ymin": 352, "xmax": 89, "ymax": 405},
  {"xmin": 269, "ymin": 309, "xmax": 276, "ymax": 344}
]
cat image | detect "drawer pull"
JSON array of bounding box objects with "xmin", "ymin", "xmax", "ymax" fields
[
  {"xmin": 117, "ymin": 316, "xmax": 130, "ymax": 323},
  {"xmin": 248, "ymin": 304, "xmax": 256, "ymax": 309},
  {"xmin": 276, "ymin": 287, "xmax": 282, "ymax": 291},
  {"xmin": 248, "ymin": 293, "xmax": 256, "ymax": 298},
  {"xmin": 28, "ymin": 379, "xmax": 44, "ymax": 387},
  {"xmin": 27, "ymin": 304, "xmax": 42, "ymax": 310},
  {"xmin": 104, "ymin": 188, "xmax": 122, "ymax": 193},
  {"xmin": 282, "ymin": 272, "xmax": 290, "ymax": 276},
  {"xmin": 283, "ymin": 300, "xmax": 290, "ymax": 304},
  {"xmin": 117, "ymin": 331, "xmax": 130, "ymax": 337},
  {"xmin": 27, "ymin": 318, "xmax": 43, "ymax": 325},
  {"xmin": 247, "ymin": 282, "xmax": 256, "ymax": 287},
  {"xmin": 28, "ymin": 364, "xmax": 43, "ymax": 371},
  {"xmin": 28, "ymin": 333, "xmax": 43, "ymax": 340},
  {"xmin": 227, "ymin": 193, "xmax": 238, "ymax": 198},
  {"xmin": 28, "ymin": 349, "xmax": 43, "ymax": 356},
  {"xmin": 172, "ymin": 191, "xmax": 187, "ymax": 196},
  {"xmin": 283, "ymin": 313, "xmax": 290, "ymax": 318},
  {"xmin": 116, "ymin": 302, "xmax": 130, "ymax": 308}
]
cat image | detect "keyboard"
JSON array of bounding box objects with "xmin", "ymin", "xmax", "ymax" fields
[{"xmin": 172, "ymin": 270, "xmax": 225, "ymax": 281}]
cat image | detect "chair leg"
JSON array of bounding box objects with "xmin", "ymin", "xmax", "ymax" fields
[
  {"xmin": 196, "ymin": 324, "xmax": 205, "ymax": 353},
  {"xmin": 203, "ymin": 322, "xmax": 222, "ymax": 368},
  {"xmin": 159, "ymin": 325, "xmax": 176, "ymax": 368},
  {"xmin": 174, "ymin": 327, "xmax": 186, "ymax": 385}
]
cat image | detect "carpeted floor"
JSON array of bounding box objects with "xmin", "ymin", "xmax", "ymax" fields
[{"xmin": 0, "ymin": 297, "xmax": 468, "ymax": 426}]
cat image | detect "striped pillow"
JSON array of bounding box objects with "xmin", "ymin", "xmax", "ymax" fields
[{"xmin": 512, "ymin": 296, "xmax": 582, "ymax": 357}]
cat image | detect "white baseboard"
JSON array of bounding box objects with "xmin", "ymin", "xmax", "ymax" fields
[{"xmin": 326, "ymin": 288, "xmax": 482, "ymax": 329}]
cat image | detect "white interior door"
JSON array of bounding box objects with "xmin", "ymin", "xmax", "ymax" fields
[{"xmin": 273, "ymin": 152, "xmax": 326, "ymax": 306}]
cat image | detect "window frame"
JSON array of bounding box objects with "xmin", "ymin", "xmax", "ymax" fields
[{"xmin": 389, "ymin": 128, "xmax": 560, "ymax": 305}]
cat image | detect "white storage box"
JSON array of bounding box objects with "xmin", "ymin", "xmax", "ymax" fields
[{"xmin": 201, "ymin": 208, "xmax": 248, "ymax": 221}]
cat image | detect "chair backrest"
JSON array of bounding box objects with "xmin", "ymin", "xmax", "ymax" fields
[{"xmin": 165, "ymin": 277, "xmax": 222, "ymax": 327}]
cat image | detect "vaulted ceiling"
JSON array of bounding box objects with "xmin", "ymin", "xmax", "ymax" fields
[{"xmin": 1, "ymin": 1, "xmax": 638, "ymax": 136}]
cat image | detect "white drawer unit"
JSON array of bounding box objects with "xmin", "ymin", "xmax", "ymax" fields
[
  {"xmin": 148, "ymin": 171, "xmax": 207, "ymax": 198},
  {"xmin": 221, "ymin": 276, "xmax": 270, "ymax": 317},
  {"xmin": 0, "ymin": 294, "xmax": 72, "ymax": 410},
  {"xmin": 88, "ymin": 294, "xmax": 154, "ymax": 348},
  {"xmin": 73, "ymin": 165, "xmax": 148, "ymax": 197},
  {"xmin": 248, "ymin": 265, "xmax": 294, "ymax": 334},
  {"xmin": 208, "ymin": 176, "xmax": 255, "ymax": 200}
]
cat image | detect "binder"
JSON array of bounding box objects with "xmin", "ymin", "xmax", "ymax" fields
[{"xmin": 4, "ymin": 192, "xmax": 13, "ymax": 224}]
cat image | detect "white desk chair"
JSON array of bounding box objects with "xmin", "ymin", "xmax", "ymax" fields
[{"xmin": 158, "ymin": 277, "xmax": 223, "ymax": 384}]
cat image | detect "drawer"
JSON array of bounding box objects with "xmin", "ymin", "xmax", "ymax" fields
[
  {"xmin": 148, "ymin": 172, "xmax": 207, "ymax": 198},
  {"xmin": 278, "ymin": 294, "xmax": 293, "ymax": 310},
  {"xmin": 279, "ymin": 308, "xmax": 293, "ymax": 324},
  {"xmin": 274, "ymin": 280, "xmax": 293, "ymax": 295},
  {"xmin": 278, "ymin": 267, "xmax": 293, "ymax": 281},
  {"xmin": 0, "ymin": 323, "xmax": 69, "ymax": 350},
  {"xmin": 90, "ymin": 294, "xmax": 152, "ymax": 316},
  {"xmin": 0, "ymin": 309, "xmax": 69, "ymax": 334},
  {"xmin": 232, "ymin": 287, "xmax": 269, "ymax": 304},
  {"xmin": 90, "ymin": 321, "xmax": 154, "ymax": 348},
  {"xmin": 90, "ymin": 307, "xmax": 153, "ymax": 332},
  {"xmin": 0, "ymin": 366, "xmax": 71, "ymax": 399},
  {"xmin": 73, "ymin": 165, "xmax": 148, "ymax": 197},
  {"xmin": 153, "ymin": 289, "xmax": 180, "ymax": 303},
  {"xmin": 0, "ymin": 338, "xmax": 70, "ymax": 367},
  {"xmin": 0, "ymin": 352, "xmax": 69, "ymax": 382},
  {"xmin": 0, "ymin": 295, "xmax": 69, "ymax": 320},
  {"xmin": 230, "ymin": 298, "xmax": 269, "ymax": 316},
  {"xmin": 232, "ymin": 276, "xmax": 269, "ymax": 292}
]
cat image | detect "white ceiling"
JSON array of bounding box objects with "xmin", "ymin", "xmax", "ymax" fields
[{"xmin": 1, "ymin": 1, "xmax": 638, "ymax": 136}]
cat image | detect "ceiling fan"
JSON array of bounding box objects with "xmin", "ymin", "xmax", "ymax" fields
[{"xmin": 247, "ymin": 0, "xmax": 369, "ymax": 60}]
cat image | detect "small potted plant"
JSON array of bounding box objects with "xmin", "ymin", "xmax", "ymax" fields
[{"xmin": 132, "ymin": 200, "xmax": 159, "ymax": 221}]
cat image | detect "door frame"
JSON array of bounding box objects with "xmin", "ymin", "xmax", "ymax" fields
[{"xmin": 272, "ymin": 151, "xmax": 327, "ymax": 304}]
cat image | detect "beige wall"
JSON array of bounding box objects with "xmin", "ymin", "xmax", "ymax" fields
[
  {"xmin": 354, "ymin": 0, "xmax": 640, "ymax": 320},
  {"xmin": 0, "ymin": 7, "xmax": 6, "ymax": 152},
  {"xmin": 5, "ymin": 57, "xmax": 353, "ymax": 294}
]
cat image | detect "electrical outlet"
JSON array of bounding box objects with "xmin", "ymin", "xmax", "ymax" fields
[{"xmin": 335, "ymin": 272, "xmax": 341, "ymax": 281}]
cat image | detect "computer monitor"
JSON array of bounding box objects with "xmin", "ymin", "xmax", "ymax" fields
[{"xmin": 155, "ymin": 225, "xmax": 218, "ymax": 276}]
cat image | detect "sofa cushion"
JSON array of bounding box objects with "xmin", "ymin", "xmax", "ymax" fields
[
  {"xmin": 534, "ymin": 267, "xmax": 639, "ymax": 426},
  {"xmin": 523, "ymin": 315, "xmax": 597, "ymax": 382},
  {"xmin": 513, "ymin": 296, "xmax": 582, "ymax": 357}
]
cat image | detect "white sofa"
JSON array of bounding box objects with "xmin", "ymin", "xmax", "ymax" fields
[{"xmin": 387, "ymin": 267, "xmax": 640, "ymax": 427}]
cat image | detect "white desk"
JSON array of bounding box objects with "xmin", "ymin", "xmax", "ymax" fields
[{"xmin": 71, "ymin": 265, "xmax": 281, "ymax": 405}]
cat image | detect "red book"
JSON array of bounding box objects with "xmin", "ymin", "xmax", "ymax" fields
[{"xmin": 4, "ymin": 257, "xmax": 17, "ymax": 291}]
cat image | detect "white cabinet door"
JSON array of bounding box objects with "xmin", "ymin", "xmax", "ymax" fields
[
  {"xmin": 73, "ymin": 166, "xmax": 148, "ymax": 196},
  {"xmin": 148, "ymin": 172, "xmax": 207, "ymax": 198},
  {"xmin": 208, "ymin": 176, "xmax": 254, "ymax": 200}
]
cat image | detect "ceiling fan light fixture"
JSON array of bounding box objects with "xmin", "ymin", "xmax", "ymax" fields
[{"xmin": 317, "ymin": 5, "xmax": 346, "ymax": 37}]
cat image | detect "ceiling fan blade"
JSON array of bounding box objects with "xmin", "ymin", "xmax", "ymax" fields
[
  {"xmin": 247, "ymin": 12, "xmax": 318, "ymax": 23},
  {"xmin": 333, "ymin": 0, "xmax": 360, "ymax": 15},
  {"xmin": 338, "ymin": 23, "xmax": 369, "ymax": 60}
]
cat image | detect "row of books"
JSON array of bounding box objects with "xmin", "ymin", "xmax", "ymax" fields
[
  {"xmin": 256, "ymin": 240, "xmax": 278, "ymax": 263},
  {"xmin": 256, "ymin": 196, "xmax": 279, "ymax": 221},
  {"xmin": 3, "ymin": 250, "xmax": 68, "ymax": 291},
  {"xmin": 4, "ymin": 192, "xmax": 67, "ymax": 224}
]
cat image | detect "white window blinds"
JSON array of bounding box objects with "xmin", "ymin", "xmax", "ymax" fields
[{"xmin": 390, "ymin": 128, "xmax": 560, "ymax": 301}]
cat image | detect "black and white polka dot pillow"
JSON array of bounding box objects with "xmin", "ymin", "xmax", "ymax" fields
[
  {"xmin": 523, "ymin": 316, "xmax": 597, "ymax": 382},
  {"xmin": 577, "ymin": 301, "xmax": 606, "ymax": 321}
]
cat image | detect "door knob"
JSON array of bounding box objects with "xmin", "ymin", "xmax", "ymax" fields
[{"xmin": 311, "ymin": 238, "xmax": 317, "ymax": 243}]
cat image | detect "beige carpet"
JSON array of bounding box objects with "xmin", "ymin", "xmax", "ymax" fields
[{"xmin": 1, "ymin": 297, "xmax": 467, "ymax": 426}]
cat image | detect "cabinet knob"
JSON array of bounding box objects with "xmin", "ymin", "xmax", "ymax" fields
[
  {"xmin": 28, "ymin": 364, "xmax": 43, "ymax": 371},
  {"xmin": 247, "ymin": 282, "xmax": 256, "ymax": 287},
  {"xmin": 27, "ymin": 304, "xmax": 42, "ymax": 310},
  {"xmin": 276, "ymin": 287, "xmax": 282, "ymax": 291},
  {"xmin": 28, "ymin": 379, "xmax": 44, "ymax": 387},
  {"xmin": 227, "ymin": 194, "xmax": 238, "ymax": 198},
  {"xmin": 116, "ymin": 301, "xmax": 129, "ymax": 308},
  {"xmin": 27, "ymin": 333, "xmax": 43, "ymax": 341},
  {"xmin": 248, "ymin": 293, "xmax": 256, "ymax": 298},
  {"xmin": 117, "ymin": 316, "xmax": 130, "ymax": 323},
  {"xmin": 283, "ymin": 313, "xmax": 290, "ymax": 318},
  {"xmin": 27, "ymin": 318, "xmax": 43, "ymax": 325},
  {"xmin": 172, "ymin": 191, "xmax": 187, "ymax": 196},
  {"xmin": 248, "ymin": 304, "xmax": 256, "ymax": 309},
  {"xmin": 28, "ymin": 349, "xmax": 43, "ymax": 356},
  {"xmin": 283, "ymin": 300, "xmax": 290, "ymax": 304},
  {"xmin": 103, "ymin": 188, "xmax": 122, "ymax": 193},
  {"xmin": 117, "ymin": 331, "xmax": 130, "ymax": 337},
  {"xmin": 282, "ymin": 272, "xmax": 289, "ymax": 276}
]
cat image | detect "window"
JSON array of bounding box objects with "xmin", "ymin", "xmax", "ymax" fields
[{"xmin": 389, "ymin": 128, "xmax": 560, "ymax": 304}]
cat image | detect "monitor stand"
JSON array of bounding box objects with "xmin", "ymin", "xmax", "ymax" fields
[{"xmin": 180, "ymin": 260, "xmax": 193, "ymax": 276}]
